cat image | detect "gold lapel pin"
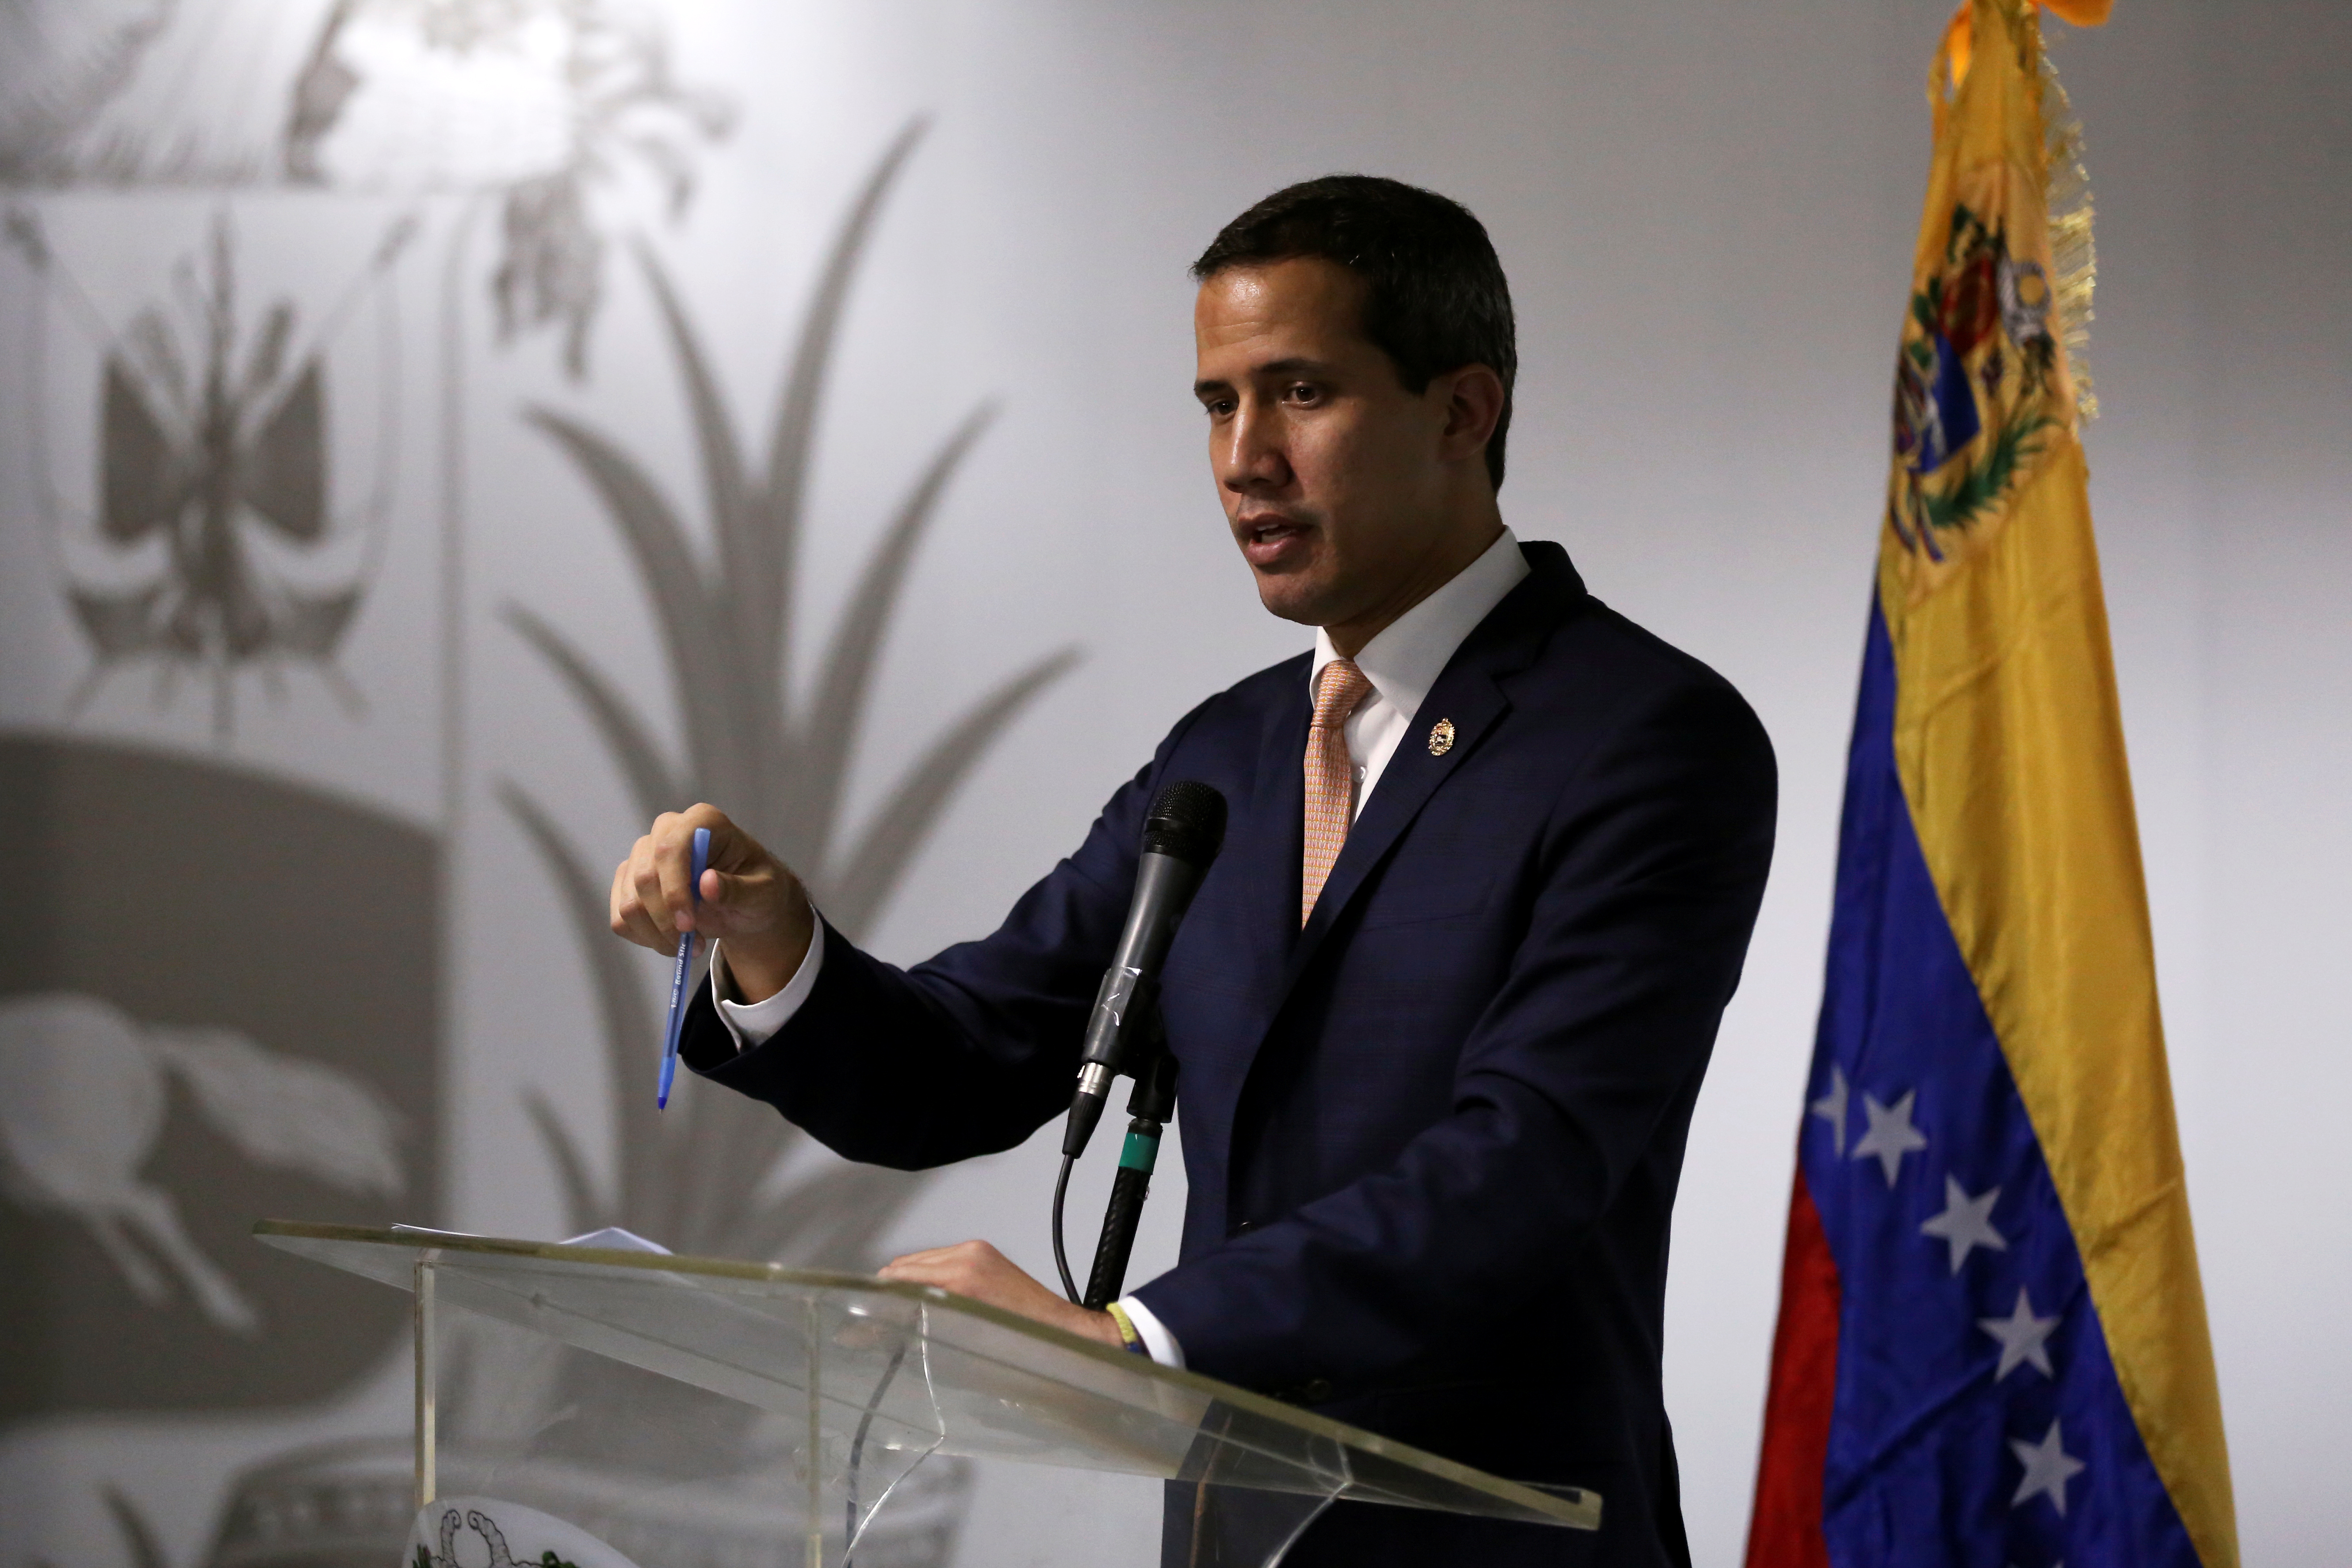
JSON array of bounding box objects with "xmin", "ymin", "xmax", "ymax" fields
[{"xmin": 1428, "ymin": 718, "xmax": 1456, "ymax": 757}]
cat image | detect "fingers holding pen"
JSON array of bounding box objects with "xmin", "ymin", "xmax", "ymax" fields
[
  {"xmin": 650, "ymin": 809, "xmax": 706, "ymax": 933},
  {"xmin": 669, "ymin": 804, "xmax": 778, "ymax": 935},
  {"xmin": 609, "ymin": 804, "xmax": 792, "ymax": 944},
  {"xmin": 608, "ymin": 805, "xmax": 815, "ymax": 1004},
  {"xmin": 611, "ymin": 806, "xmax": 719, "ymax": 949},
  {"xmin": 610, "ymin": 835, "xmax": 679, "ymax": 952},
  {"xmin": 695, "ymin": 864, "xmax": 775, "ymax": 929}
]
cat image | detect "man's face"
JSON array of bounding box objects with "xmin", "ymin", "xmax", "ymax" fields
[{"xmin": 1193, "ymin": 257, "xmax": 1462, "ymax": 632}]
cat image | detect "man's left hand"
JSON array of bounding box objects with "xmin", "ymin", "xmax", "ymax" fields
[{"xmin": 877, "ymin": 1240, "xmax": 1126, "ymax": 1350}]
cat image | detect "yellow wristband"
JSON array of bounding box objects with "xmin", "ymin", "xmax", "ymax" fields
[{"xmin": 1104, "ymin": 1301, "xmax": 1145, "ymax": 1354}]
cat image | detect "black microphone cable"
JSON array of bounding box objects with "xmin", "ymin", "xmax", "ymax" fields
[
  {"xmin": 842, "ymin": 1333, "xmax": 910, "ymax": 1565},
  {"xmin": 1052, "ymin": 1154, "xmax": 1080, "ymax": 1303}
]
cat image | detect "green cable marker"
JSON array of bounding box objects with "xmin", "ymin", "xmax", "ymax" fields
[{"xmin": 1118, "ymin": 1128, "xmax": 1160, "ymax": 1174}]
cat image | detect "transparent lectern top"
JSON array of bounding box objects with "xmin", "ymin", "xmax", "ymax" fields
[{"xmin": 255, "ymin": 1220, "xmax": 1596, "ymax": 1536}]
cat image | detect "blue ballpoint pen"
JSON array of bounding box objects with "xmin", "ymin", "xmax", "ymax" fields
[{"xmin": 657, "ymin": 826, "xmax": 711, "ymax": 1110}]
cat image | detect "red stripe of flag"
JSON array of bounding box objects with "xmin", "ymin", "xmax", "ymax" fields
[{"xmin": 1745, "ymin": 1167, "xmax": 1840, "ymax": 1568}]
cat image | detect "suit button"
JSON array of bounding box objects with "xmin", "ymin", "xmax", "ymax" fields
[
  {"xmin": 1234, "ymin": 1220, "xmax": 1258, "ymax": 1235},
  {"xmin": 1300, "ymin": 1378, "xmax": 1333, "ymax": 1403}
]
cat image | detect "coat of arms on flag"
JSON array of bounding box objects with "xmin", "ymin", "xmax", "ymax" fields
[{"xmin": 1745, "ymin": 4, "xmax": 2237, "ymax": 1567}]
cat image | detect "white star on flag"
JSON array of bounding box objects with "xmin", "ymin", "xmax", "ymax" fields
[
  {"xmin": 1809, "ymin": 1063, "xmax": 1851, "ymax": 1156},
  {"xmin": 1920, "ymin": 1175, "xmax": 2008, "ymax": 1272},
  {"xmin": 1851, "ymin": 1087, "xmax": 1927, "ymax": 1186},
  {"xmin": 2009, "ymin": 1418, "xmax": 2086, "ymax": 1515},
  {"xmin": 1979, "ymin": 1286, "xmax": 2060, "ymax": 1381}
]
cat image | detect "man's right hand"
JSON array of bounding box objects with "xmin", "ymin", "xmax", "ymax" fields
[{"xmin": 610, "ymin": 805, "xmax": 814, "ymax": 1005}]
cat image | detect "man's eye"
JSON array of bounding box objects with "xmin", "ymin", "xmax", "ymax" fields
[
  {"xmin": 1203, "ymin": 398, "xmax": 1235, "ymax": 418},
  {"xmin": 1283, "ymin": 383, "xmax": 1322, "ymax": 404}
]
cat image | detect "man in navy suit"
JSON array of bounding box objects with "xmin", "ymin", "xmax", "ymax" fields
[{"xmin": 609, "ymin": 176, "xmax": 1775, "ymax": 1566}]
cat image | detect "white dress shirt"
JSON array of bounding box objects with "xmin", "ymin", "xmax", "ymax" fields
[
  {"xmin": 708, "ymin": 527, "xmax": 1528, "ymax": 1366},
  {"xmin": 1309, "ymin": 526, "xmax": 1530, "ymax": 822}
]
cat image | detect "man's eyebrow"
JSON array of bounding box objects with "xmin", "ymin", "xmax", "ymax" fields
[
  {"xmin": 1193, "ymin": 357, "xmax": 1339, "ymax": 398},
  {"xmin": 1253, "ymin": 357, "xmax": 1338, "ymax": 379}
]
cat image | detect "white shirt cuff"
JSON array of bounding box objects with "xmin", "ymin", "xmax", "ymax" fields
[
  {"xmin": 1116, "ymin": 1295, "xmax": 1184, "ymax": 1369},
  {"xmin": 711, "ymin": 921, "xmax": 825, "ymax": 1052}
]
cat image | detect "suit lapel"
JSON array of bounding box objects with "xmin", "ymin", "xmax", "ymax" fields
[
  {"xmin": 1279, "ymin": 661, "xmax": 1508, "ymax": 995},
  {"xmin": 1267, "ymin": 541, "xmax": 1587, "ymax": 1018},
  {"xmin": 1197, "ymin": 543, "xmax": 1588, "ymax": 1150},
  {"xmin": 1240, "ymin": 674, "xmax": 1310, "ymax": 976}
]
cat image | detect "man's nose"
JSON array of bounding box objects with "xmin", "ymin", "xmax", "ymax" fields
[{"xmin": 1218, "ymin": 402, "xmax": 1291, "ymax": 493}]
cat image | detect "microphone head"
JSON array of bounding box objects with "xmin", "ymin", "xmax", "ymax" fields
[{"xmin": 1142, "ymin": 780, "xmax": 1228, "ymax": 866}]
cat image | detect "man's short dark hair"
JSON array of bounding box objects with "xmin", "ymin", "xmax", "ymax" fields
[{"xmin": 1193, "ymin": 174, "xmax": 1518, "ymax": 490}]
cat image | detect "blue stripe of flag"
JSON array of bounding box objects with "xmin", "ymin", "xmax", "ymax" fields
[{"xmin": 1800, "ymin": 600, "xmax": 2199, "ymax": 1568}]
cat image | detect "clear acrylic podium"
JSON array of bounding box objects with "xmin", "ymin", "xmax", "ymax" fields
[{"xmin": 256, "ymin": 1220, "xmax": 1598, "ymax": 1568}]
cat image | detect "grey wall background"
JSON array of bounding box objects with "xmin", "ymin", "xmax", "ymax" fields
[{"xmin": 1, "ymin": 2, "xmax": 2344, "ymax": 1565}]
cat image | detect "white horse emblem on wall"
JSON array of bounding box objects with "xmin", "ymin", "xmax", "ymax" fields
[{"xmin": 0, "ymin": 991, "xmax": 404, "ymax": 1333}]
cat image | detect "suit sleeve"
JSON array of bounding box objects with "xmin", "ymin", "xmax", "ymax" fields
[
  {"xmin": 676, "ymin": 721, "xmax": 1193, "ymax": 1171},
  {"xmin": 1129, "ymin": 678, "xmax": 1778, "ymax": 1394}
]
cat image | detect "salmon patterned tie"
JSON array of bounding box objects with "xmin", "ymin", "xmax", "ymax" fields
[{"xmin": 1301, "ymin": 657, "xmax": 1374, "ymax": 926}]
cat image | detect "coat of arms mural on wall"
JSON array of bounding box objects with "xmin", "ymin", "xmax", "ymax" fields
[
  {"xmin": 6, "ymin": 206, "xmax": 412, "ymax": 742},
  {"xmin": 1, "ymin": 5, "xmax": 1067, "ymax": 1566}
]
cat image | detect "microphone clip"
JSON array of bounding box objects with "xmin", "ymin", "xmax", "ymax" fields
[{"xmin": 1064, "ymin": 966, "xmax": 1159, "ymax": 1159}]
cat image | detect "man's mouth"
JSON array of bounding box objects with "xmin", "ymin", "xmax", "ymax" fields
[{"xmin": 1239, "ymin": 516, "xmax": 1312, "ymax": 568}]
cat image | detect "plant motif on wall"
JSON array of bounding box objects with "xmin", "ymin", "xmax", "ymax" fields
[
  {"xmin": 501, "ymin": 120, "xmax": 1078, "ymax": 1264},
  {"xmin": 1, "ymin": 0, "xmax": 731, "ymax": 379},
  {"xmin": 285, "ymin": 0, "xmax": 735, "ymax": 376},
  {"xmin": 28, "ymin": 1485, "xmax": 170, "ymax": 1568}
]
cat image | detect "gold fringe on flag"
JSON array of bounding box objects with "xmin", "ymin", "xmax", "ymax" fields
[
  {"xmin": 2040, "ymin": 46, "xmax": 2099, "ymax": 421},
  {"xmin": 1936, "ymin": 0, "xmax": 2102, "ymax": 422}
]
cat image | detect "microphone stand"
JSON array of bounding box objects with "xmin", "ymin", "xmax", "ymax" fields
[{"xmin": 1081, "ymin": 1013, "xmax": 1178, "ymax": 1310}]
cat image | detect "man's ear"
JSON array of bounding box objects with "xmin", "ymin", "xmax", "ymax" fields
[{"xmin": 1436, "ymin": 365, "xmax": 1506, "ymax": 468}]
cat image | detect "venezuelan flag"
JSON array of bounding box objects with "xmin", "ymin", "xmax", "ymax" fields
[{"xmin": 1744, "ymin": 4, "xmax": 2236, "ymax": 1566}]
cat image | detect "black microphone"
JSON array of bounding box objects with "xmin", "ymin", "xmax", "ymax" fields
[{"xmin": 1060, "ymin": 780, "xmax": 1227, "ymax": 1160}]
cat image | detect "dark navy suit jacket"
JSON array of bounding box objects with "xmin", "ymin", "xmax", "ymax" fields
[{"xmin": 681, "ymin": 542, "xmax": 1776, "ymax": 1566}]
